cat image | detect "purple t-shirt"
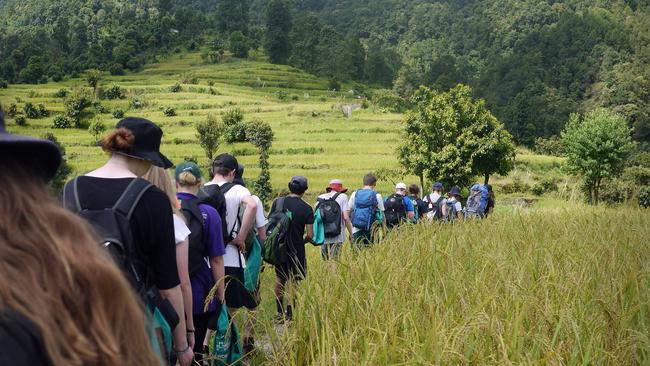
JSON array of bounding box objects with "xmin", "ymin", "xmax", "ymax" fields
[{"xmin": 177, "ymin": 192, "xmax": 225, "ymax": 314}]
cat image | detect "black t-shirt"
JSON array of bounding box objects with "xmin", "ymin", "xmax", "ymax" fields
[
  {"xmin": 74, "ymin": 176, "xmax": 179, "ymax": 290},
  {"xmin": 0, "ymin": 309, "xmax": 50, "ymax": 365},
  {"xmin": 271, "ymin": 196, "xmax": 314, "ymax": 260},
  {"xmin": 408, "ymin": 195, "xmax": 429, "ymax": 219}
]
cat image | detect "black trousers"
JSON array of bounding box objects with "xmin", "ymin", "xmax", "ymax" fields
[{"xmin": 193, "ymin": 311, "xmax": 216, "ymax": 362}]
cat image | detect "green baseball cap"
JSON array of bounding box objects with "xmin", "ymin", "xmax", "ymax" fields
[{"xmin": 175, "ymin": 161, "xmax": 202, "ymax": 180}]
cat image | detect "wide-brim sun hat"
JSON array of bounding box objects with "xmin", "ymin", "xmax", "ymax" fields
[
  {"xmin": 449, "ymin": 186, "xmax": 461, "ymax": 196},
  {"xmin": 395, "ymin": 182, "xmax": 407, "ymax": 190},
  {"xmin": 114, "ymin": 117, "xmax": 173, "ymax": 169},
  {"xmin": 326, "ymin": 179, "xmax": 348, "ymax": 193},
  {"xmin": 0, "ymin": 107, "xmax": 62, "ymax": 180}
]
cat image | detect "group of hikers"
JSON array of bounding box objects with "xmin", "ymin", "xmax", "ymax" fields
[{"xmin": 0, "ymin": 112, "xmax": 494, "ymax": 366}]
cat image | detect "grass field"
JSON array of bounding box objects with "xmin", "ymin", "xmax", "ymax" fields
[{"xmin": 3, "ymin": 51, "xmax": 649, "ymax": 365}]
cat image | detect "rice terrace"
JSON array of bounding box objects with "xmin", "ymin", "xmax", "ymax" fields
[{"xmin": 1, "ymin": 0, "xmax": 650, "ymax": 365}]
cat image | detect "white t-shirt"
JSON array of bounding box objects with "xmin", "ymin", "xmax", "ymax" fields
[
  {"xmin": 316, "ymin": 191, "xmax": 349, "ymax": 243},
  {"xmin": 348, "ymin": 190, "xmax": 385, "ymax": 234},
  {"xmin": 423, "ymin": 192, "xmax": 443, "ymax": 219},
  {"xmin": 172, "ymin": 213, "xmax": 191, "ymax": 245},
  {"xmin": 447, "ymin": 197, "xmax": 463, "ymax": 213},
  {"xmin": 205, "ymin": 181, "xmax": 252, "ymax": 267},
  {"xmin": 252, "ymin": 195, "xmax": 268, "ymax": 229}
]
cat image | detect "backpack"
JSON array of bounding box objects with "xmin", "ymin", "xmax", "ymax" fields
[
  {"xmin": 179, "ymin": 197, "xmax": 206, "ymax": 277},
  {"xmin": 208, "ymin": 303, "xmax": 243, "ymax": 365},
  {"xmin": 426, "ymin": 194, "xmax": 445, "ymax": 220},
  {"xmin": 465, "ymin": 183, "xmax": 489, "ymax": 219},
  {"xmin": 408, "ymin": 196, "xmax": 420, "ymax": 222},
  {"xmin": 384, "ymin": 193, "xmax": 407, "ymax": 228},
  {"xmin": 263, "ymin": 198, "xmax": 292, "ymax": 266},
  {"xmin": 64, "ymin": 177, "xmax": 179, "ymax": 364},
  {"xmin": 443, "ymin": 200, "xmax": 459, "ymax": 223},
  {"xmin": 351, "ymin": 189, "xmax": 377, "ymax": 231},
  {"xmin": 198, "ymin": 182, "xmax": 235, "ymax": 244},
  {"xmin": 316, "ymin": 192, "xmax": 342, "ymax": 238}
]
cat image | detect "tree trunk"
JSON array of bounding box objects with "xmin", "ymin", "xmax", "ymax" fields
[
  {"xmin": 419, "ymin": 173, "xmax": 424, "ymax": 198},
  {"xmin": 484, "ymin": 173, "xmax": 490, "ymax": 185},
  {"xmin": 587, "ymin": 185, "xmax": 594, "ymax": 205}
]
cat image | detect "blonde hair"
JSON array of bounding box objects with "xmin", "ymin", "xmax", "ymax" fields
[
  {"xmin": 143, "ymin": 166, "xmax": 181, "ymax": 217},
  {"xmin": 177, "ymin": 171, "xmax": 201, "ymax": 187},
  {"xmin": 0, "ymin": 161, "xmax": 160, "ymax": 366}
]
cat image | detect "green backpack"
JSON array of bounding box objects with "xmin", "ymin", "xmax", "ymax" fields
[
  {"xmin": 263, "ymin": 198, "xmax": 292, "ymax": 266},
  {"xmin": 244, "ymin": 237, "xmax": 263, "ymax": 293},
  {"xmin": 208, "ymin": 303, "xmax": 243, "ymax": 365}
]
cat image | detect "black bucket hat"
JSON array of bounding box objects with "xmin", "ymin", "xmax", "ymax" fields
[
  {"xmin": 0, "ymin": 107, "xmax": 62, "ymax": 180},
  {"xmin": 115, "ymin": 117, "xmax": 173, "ymax": 169}
]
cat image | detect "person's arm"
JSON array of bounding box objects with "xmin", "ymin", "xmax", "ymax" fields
[
  {"xmin": 158, "ymin": 285, "xmax": 193, "ymax": 364},
  {"xmin": 257, "ymin": 226, "xmax": 267, "ymax": 241},
  {"xmin": 210, "ymin": 256, "xmax": 225, "ymax": 302},
  {"xmin": 304, "ymin": 224, "xmax": 314, "ymax": 242},
  {"xmin": 231, "ymin": 195, "xmax": 257, "ymax": 252},
  {"xmin": 343, "ymin": 210, "xmax": 353, "ymax": 241},
  {"xmin": 176, "ymin": 240, "xmax": 194, "ymax": 348}
]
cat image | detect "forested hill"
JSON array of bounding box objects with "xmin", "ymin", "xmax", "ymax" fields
[{"xmin": 1, "ymin": 0, "xmax": 649, "ymax": 147}]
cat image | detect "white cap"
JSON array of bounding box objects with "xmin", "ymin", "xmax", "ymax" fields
[{"xmin": 395, "ymin": 182, "xmax": 407, "ymax": 190}]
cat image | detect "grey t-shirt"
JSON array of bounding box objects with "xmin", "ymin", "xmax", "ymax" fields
[{"xmin": 316, "ymin": 191, "xmax": 349, "ymax": 243}]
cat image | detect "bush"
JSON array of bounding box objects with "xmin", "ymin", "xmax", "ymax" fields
[
  {"xmin": 291, "ymin": 95, "xmax": 299, "ymax": 101},
  {"xmin": 52, "ymin": 115, "xmax": 72, "ymax": 129},
  {"xmin": 14, "ymin": 115, "xmax": 27, "ymax": 126},
  {"xmin": 0, "ymin": 80, "xmax": 7, "ymax": 88},
  {"xmin": 108, "ymin": 63, "xmax": 125, "ymax": 76},
  {"xmin": 361, "ymin": 99, "xmax": 369, "ymax": 109},
  {"xmin": 6, "ymin": 103, "xmax": 17, "ymax": 117},
  {"xmin": 88, "ymin": 119, "xmax": 107, "ymax": 142},
  {"xmin": 162, "ymin": 107, "xmax": 176, "ymax": 117},
  {"xmin": 328, "ymin": 78, "xmax": 341, "ymax": 91},
  {"xmin": 196, "ymin": 114, "xmax": 224, "ymax": 160},
  {"xmin": 500, "ymin": 177, "xmax": 530, "ymax": 194},
  {"xmin": 37, "ymin": 103, "xmax": 49, "ymax": 117},
  {"xmin": 54, "ymin": 88, "xmax": 68, "ymax": 98},
  {"xmin": 222, "ymin": 108, "xmax": 244, "ymax": 127},
  {"xmin": 628, "ymin": 151, "xmax": 650, "ymax": 168},
  {"xmin": 371, "ymin": 89, "xmax": 407, "ymax": 112},
  {"xmin": 103, "ymin": 84, "xmax": 124, "ymax": 100},
  {"xmin": 639, "ymin": 186, "xmax": 650, "ymax": 208},
  {"xmin": 64, "ymin": 89, "xmax": 91, "ymax": 127},
  {"xmin": 169, "ymin": 83, "xmax": 182, "ymax": 93},
  {"xmin": 130, "ymin": 97, "xmax": 144, "ymax": 109},
  {"xmin": 112, "ymin": 109, "xmax": 124, "ymax": 119},
  {"xmin": 228, "ymin": 31, "xmax": 250, "ymax": 58},
  {"xmin": 622, "ymin": 166, "xmax": 650, "ymax": 186},
  {"xmin": 180, "ymin": 73, "xmax": 198, "ymax": 84},
  {"xmin": 222, "ymin": 108, "xmax": 247, "ymax": 143},
  {"xmin": 93, "ymin": 102, "xmax": 109, "ymax": 114},
  {"xmin": 600, "ymin": 179, "xmax": 635, "ymax": 205},
  {"xmin": 534, "ymin": 136, "xmax": 565, "ymax": 156},
  {"xmin": 23, "ymin": 103, "xmax": 39, "ymax": 119},
  {"xmin": 531, "ymin": 177, "xmax": 558, "ymax": 196},
  {"xmin": 276, "ymin": 90, "xmax": 288, "ymax": 101}
]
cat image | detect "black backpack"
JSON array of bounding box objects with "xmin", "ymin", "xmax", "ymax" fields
[
  {"xmin": 63, "ymin": 177, "xmax": 152, "ymax": 293},
  {"xmin": 316, "ymin": 192, "xmax": 342, "ymax": 238},
  {"xmin": 263, "ymin": 198, "xmax": 292, "ymax": 266},
  {"xmin": 179, "ymin": 197, "xmax": 206, "ymax": 277},
  {"xmin": 198, "ymin": 182, "xmax": 235, "ymax": 244},
  {"xmin": 384, "ymin": 193, "xmax": 407, "ymax": 228},
  {"xmin": 427, "ymin": 194, "xmax": 445, "ymax": 220}
]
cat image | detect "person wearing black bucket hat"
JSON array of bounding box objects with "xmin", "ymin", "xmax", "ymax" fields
[
  {"xmin": 0, "ymin": 107, "xmax": 162, "ymax": 365},
  {"xmin": 270, "ymin": 176, "xmax": 314, "ymax": 322},
  {"xmin": 62, "ymin": 118, "xmax": 194, "ymax": 365}
]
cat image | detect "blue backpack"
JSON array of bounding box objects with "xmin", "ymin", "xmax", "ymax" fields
[
  {"xmin": 465, "ymin": 183, "xmax": 489, "ymax": 218},
  {"xmin": 351, "ymin": 189, "xmax": 378, "ymax": 231}
]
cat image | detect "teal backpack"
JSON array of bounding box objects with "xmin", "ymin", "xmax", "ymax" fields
[
  {"xmin": 244, "ymin": 236, "xmax": 263, "ymax": 293},
  {"xmin": 208, "ymin": 303, "xmax": 243, "ymax": 365}
]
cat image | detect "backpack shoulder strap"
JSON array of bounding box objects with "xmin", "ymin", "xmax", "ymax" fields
[
  {"xmin": 63, "ymin": 177, "xmax": 81, "ymax": 212},
  {"xmin": 113, "ymin": 178, "xmax": 153, "ymax": 220},
  {"xmin": 332, "ymin": 192, "xmax": 341, "ymax": 201},
  {"xmin": 220, "ymin": 182, "xmax": 235, "ymax": 195},
  {"xmin": 276, "ymin": 197, "xmax": 285, "ymax": 213}
]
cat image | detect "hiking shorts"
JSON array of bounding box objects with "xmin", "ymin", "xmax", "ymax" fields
[
  {"xmin": 275, "ymin": 255, "xmax": 306, "ymax": 283},
  {"xmin": 224, "ymin": 266, "xmax": 258, "ymax": 310},
  {"xmin": 321, "ymin": 242, "xmax": 343, "ymax": 260}
]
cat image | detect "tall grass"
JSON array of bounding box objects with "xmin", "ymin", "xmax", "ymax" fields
[{"xmin": 256, "ymin": 206, "xmax": 650, "ymax": 365}]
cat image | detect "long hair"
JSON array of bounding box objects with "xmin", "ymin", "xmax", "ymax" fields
[
  {"xmin": 0, "ymin": 161, "xmax": 160, "ymax": 366},
  {"xmin": 142, "ymin": 166, "xmax": 182, "ymax": 218}
]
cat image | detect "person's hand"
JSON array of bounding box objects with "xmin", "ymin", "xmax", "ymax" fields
[
  {"xmin": 231, "ymin": 236, "xmax": 246, "ymax": 253},
  {"xmin": 186, "ymin": 330, "xmax": 195, "ymax": 349},
  {"xmin": 176, "ymin": 346, "xmax": 194, "ymax": 366}
]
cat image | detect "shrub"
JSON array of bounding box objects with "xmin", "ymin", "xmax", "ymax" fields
[
  {"xmin": 639, "ymin": 186, "xmax": 650, "ymax": 208},
  {"xmin": 130, "ymin": 97, "xmax": 144, "ymax": 109},
  {"xmin": 14, "ymin": 115, "xmax": 27, "ymax": 126},
  {"xmin": 500, "ymin": 177, "xmax": 530, "ymax": 194},
  {"xmin": 208, "ymin": 87, "xmax": 219, "ymax": 95},
  {"xmin": 228, "ymin": 31, "xmax": 250, "ymax": 58},
  {"xmin": 54, "ymin": 88, "xmax": 68, "ymax": 98},
  {"xmin": 93, "ymin": 102, "xmax": 110, "ymax": 114},
  {"xmin": 180, "ymin": 72, "xmax": 198, "ymax": 84},
  {"xmin": 222, "ymin": 107, "xmax": 247, "ymax": 143},
  {"xmin": 628, "ymin": 151, "xmax": 650, "ymax": 168},
  {"xmin": 112, "ymin": 109, "xmax": 124, "ymax": 119},
  {"xmin": 52, "ymin": 115, "xmax": 72, "ymax": 129},
  {"xmin": 361, "ymin": 99, "xmax": 369, "ymax": 109},
  {"xmin": 162, "ymin": 107, "xmax": 176, "ymax": 117},
  {"xmin": 43, "ymin": 133, "xmax": 73, "ymax": 192},
  {"xmin": 531, "ymin": 177, "xmax": 558, "ymax": 196},
  {"xmin": 534, "ymin": 136, "xmax": 565, "ymax": 156},
  {"xmin": 103, "ymin": 84, "xmax": 124, "ymax": 100},
  {"xmin": 6, "ymin": 103, "xmax": 18, "ymax": 117},
  {"xmin": 23, "ymin": 103, "xmax": 39, "ymax": 119},
  {"xmin": 0, "ymin": 80, "xmax": 7, "ymax": 88},
  {"xmin": 222, "ymin": 108, "xmax": 244, "ymax": 126},
  {"xmin": 37, "ymin": 104, "xmax": 49, "ymax": 117},
  {"xmin": 291, "ymin": 95, "xmax": 299, "ymax": 101},
  {"xmin": 169, "ymin": 83, "xmax": 182, "ymax": 93},
  {"xmin": 276, "ymin": 90, "xmax": 288, "ymax": 101},
  {"xmin": 622, "ymin": 166, "xmax": 650, "ymax": 186},
  {"xmin": 371, "ymin": 89, "xmax": 407, "ymax": 112},
  {"xmin": 88, "ymin": 119, "xmax": 107, "ymax": 142},
  {"xmin": 196, "ymin": 114, "xmax": 224, "ymax": 160},
  {"xmin": 64, "ymin": 89, "xmax": 91, "ymax": 127},
  {"xmin": 328, "ymin": 78, "xmax": 341, "ymax": 91},
  {"xmin": 600, "ymin": 179, "xmax": 635, "ymax": 205},
  {"xmin": 108, "ymin": 63, "xmax": 125, "ymax": 76}
]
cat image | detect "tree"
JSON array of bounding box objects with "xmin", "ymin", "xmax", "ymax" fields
[
  {"xmin": 245, "ymin": 119, "xmax": 274, "ymax": 204},
  {"xmin": 265, "ymin": 0, "xmax": 292, "ymax": 64},
  {"xmin": 88, "ymin": 118, "xmax": 106, "ymax": 143},
  {"xmin": 195, "ymin": 114, "xmax": 224, "ymax": 161},
  {"xmin": 85, "ymin": 69, "xmax": 101, "ymax": 96},
  {"xmin": 562, "ymin": 109, "xmax": 635, "ymax": 205},
  {"xmin": 63, "ymin": 88, "xmax": 92, "ymax": 128},
  {"xmin": 398, "ymin": 84, "xmax": 515, "ymax": 189},
  {"xmin": 217, "ymin": 0, "xmax": 250, "ymax": 34},
  {"xmin": 43, "ymin": 133, "xmax": 73, "ymax": 193},
  {"xmin": 229, "ymin": 31, "xmax": 250, "ymax": 58}
]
